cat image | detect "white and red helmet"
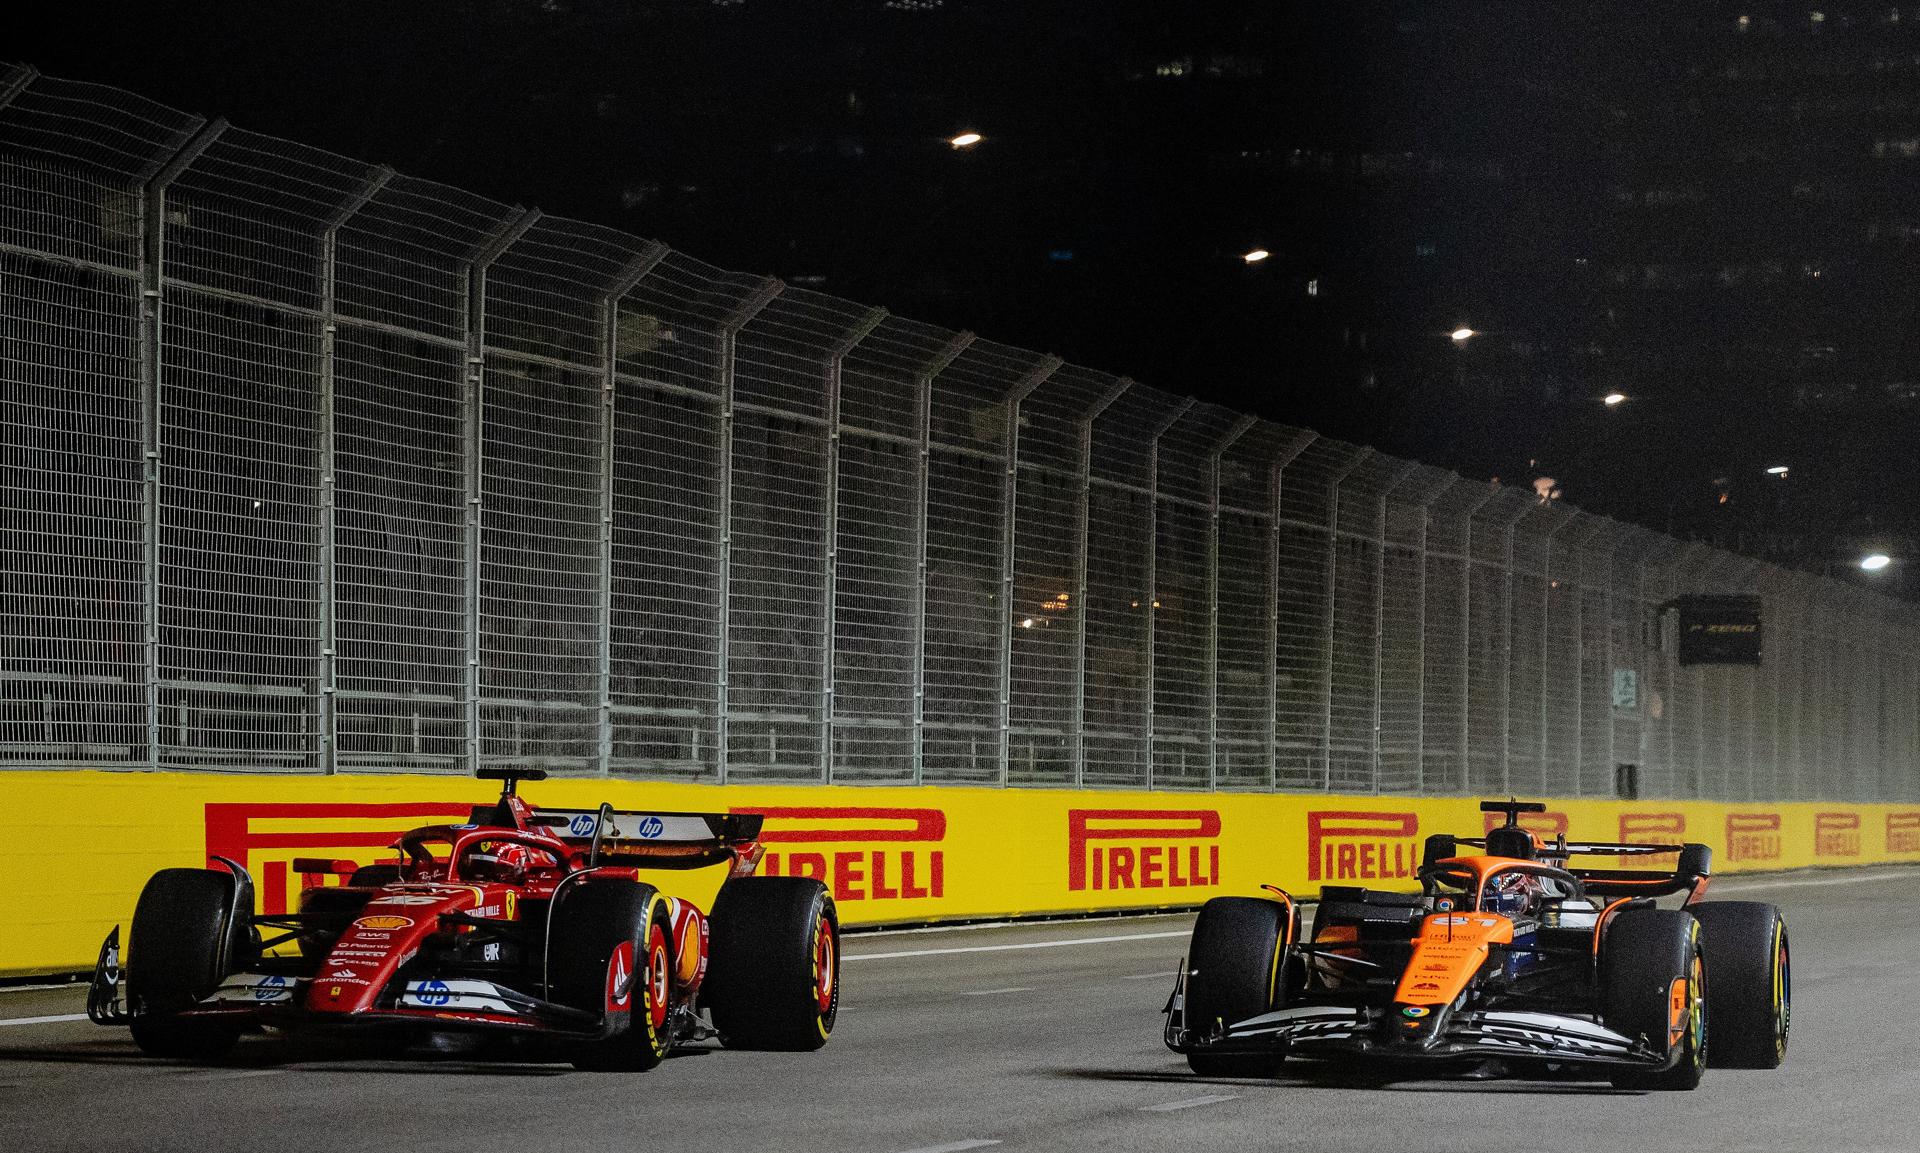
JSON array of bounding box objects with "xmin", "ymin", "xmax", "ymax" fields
[{"xmin": 464, "ymin": 840, "xmax": 536, "ymax": 883}]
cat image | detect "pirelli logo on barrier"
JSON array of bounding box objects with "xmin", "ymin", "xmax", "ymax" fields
[
  {"xmin": 1306, "ymin": 811, "xmax": 1420, "ymax": 882},
  {"xmin": 744, "ymin": 807, "xmax": 946, "ymax": 902},
  {"xmin": 1725, "ymin": 813, "xmax": 1783, "ymax": 862},
  {"xmin": 1619, "ymin": 813, "xmax": 1685, "ymax": 868},
  {"xmin": 1067, "ymin": 809, "xmax": 1221, "ymax": 892},
  {"xmin": 1888, "ymin": 812, "xmax": 1920, "ymax": 855},
  {"xmin": 1815, "ymin": 811, "xmax": 1861, "ymax": 858},
  {"xmin": 204, "ymin": 803, "xmax": 473, "ymax": 915}
]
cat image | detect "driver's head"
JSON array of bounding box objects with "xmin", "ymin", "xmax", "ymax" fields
[
  {"xmin": 464, "ymin": 840, "xmax": 534, "ymax": 883},
  {"xmin": 1484, "ymin": 870, "xmax": 1538, "ymax": 918}
]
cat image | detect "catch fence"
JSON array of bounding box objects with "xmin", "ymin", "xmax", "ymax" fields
[{"xmin": 2, "ymin": 64, "xmax": 1916, "ymax": 801}]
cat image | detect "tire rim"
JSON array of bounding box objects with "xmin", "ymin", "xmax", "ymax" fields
[
  {"xmin": 645, "ymin": 922, "xmax": 671, "ymax": 1031},
  {"xmin": 813, "ymin": 914, "xmax": 836, "ymax": 1016},
  {"xmin": 1688, "ymin": 950, "xmax": 1707, "ymax": 1065},
  {"xmin": 1774, "ymin": 924, "xmax": 1791, "ymax": 1057}
]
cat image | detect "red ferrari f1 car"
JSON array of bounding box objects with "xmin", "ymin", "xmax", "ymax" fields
[
  {"xmin": 1165, "ymin": 800, "xmax": 1790, "ymax": 1089},
  {"xmin": 88, "ymin": 770, "xmax": 839, "ymax": 1069}
]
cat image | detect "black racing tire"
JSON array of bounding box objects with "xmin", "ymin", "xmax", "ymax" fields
[
  {"xmin": 550, "ymin": 881, "xmax": 673, "ymax": 1072},
  {"xmin": 1691, "ymin": 901, "xmax": 1789, "ymax": 1069},
  {"xmin": 127, "ymin": 868, "xmax": 245, "ymax": 1060},
  {"xmin": 704, "ymin": 877, "xmax": 840, "ymax": 1051},
  {"xmin": 1182, "ymin": 896, "xmax": 1288, "ymax": 1078},
  {"xmin": 1601, "ymin": 909, "xmax": 1706, "ymax": 1091}
]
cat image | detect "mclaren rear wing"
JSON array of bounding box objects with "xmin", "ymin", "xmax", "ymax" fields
[{"xmin": 529, "ymin": 806, "xmax": 765, "ymax": 871}]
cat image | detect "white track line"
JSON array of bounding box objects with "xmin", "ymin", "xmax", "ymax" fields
[
  {"xmin": 1712, "ymin": 868, "xmax": 1918, "ymax": 893},
  {"xmin": 0, "ymin": 1013, "xmax": 88, "ymax": 1028},
  {"xmin": 1141, "ymin": 1094, "xmax": 1240, "ymax": 1112},
  {"xmin": 894, "ymin": 1141, "xmax": 1002, "ymax": 1153},
  {"xmin": 960, "ymin": 987, "xmax": 1033, "ymax": 996},
  {"xmin": 844, "ymin": 929, "xmax": 1188, "ymax": 962}
]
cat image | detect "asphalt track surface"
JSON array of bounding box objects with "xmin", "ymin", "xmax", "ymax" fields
[{"xmin": 2, "ymin": 868, "xmax": 1916, "ymax": 1153}]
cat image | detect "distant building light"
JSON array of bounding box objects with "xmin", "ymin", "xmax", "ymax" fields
[
  {"xmin": 1766, "ymin": 465, "xmax": 1790, "ymax": 476},
  {"xmin": 1603, "ymin": 392, "xmax": 1627, "ymax": 406},
  {"xmin": 1738, "ymin": 13, "xmax": 1751, "ymax": 29},
  {"xmin": 1048, "ymin": 249, "xmax": 1075, "ymax": 263},
  {"xmin": 1450, "ymin": 327, "xmax": 1475, "ymax": 342},
  {"xmin": 1862, "ymin": 553, "xmax": 1892, "ymax": 571},
  {"xmin": 1810, "ymin": 11, "xmax": 1825, "ymax": 23},
  {"xmin": 949, "ymin": 132, "xmax": 983, "ymax": 149},
  {"xmin": 1242, "ymin": 248, "xmax": 1270, "ymax": 264},
  {"xmin": 1306, "ymin": 278, "xmax": 1320, "ymax": 296},
  {"xmin": 1020, "ymin": 617, "xmax": 1035, "ymax": 628}
]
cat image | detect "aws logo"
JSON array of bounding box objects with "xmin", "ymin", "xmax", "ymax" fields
[
  {"xmin": 204, "ymin": 802, "xmax": 473, "ymax": 915},
  {"xmin": 1306, "ymin": 811, "xmax": 1420, "ymax": 882},
  {"xmin": 1725, "ymin": 813, "xmax": 1782, "ymax": 862},
  {"xmin": 1888, "ymin": 812, "xmax": 1920, "ymax": 855},
  {"xmin": 740, "ymin": 807, "xmax": 945, "ymax": 902},
  {"xmin": 1815, "ymin": 812, "xmax": 1861, "ymax": 858},
  {"xmin": 1067, "ymin": 809, "xmax": 1221, "ymax": 892}
]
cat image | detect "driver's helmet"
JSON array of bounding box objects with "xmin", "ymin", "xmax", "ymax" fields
[
  {"xmin": 464, "ymin": 840, "xmax": 535, "ymax": 884},
  {"xmin": 1483, "ymin": 870, "xmax": 1539, "ymax": 918}
]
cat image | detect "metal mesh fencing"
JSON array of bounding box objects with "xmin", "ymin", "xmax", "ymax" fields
[{"xmin": 2, "ymin": 64, "xmax": 1917, "ymax": 800}]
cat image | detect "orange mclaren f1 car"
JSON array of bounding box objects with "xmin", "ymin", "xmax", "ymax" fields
[{"xmin": 1164, "ymin": 800, "xmax": 1789, "ymax": 1089}]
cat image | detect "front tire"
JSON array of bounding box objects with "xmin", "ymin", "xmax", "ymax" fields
[
  {"xmin": 1691, "ymin": 901, "xmax": 1789, "ymax": 1068},
  {"xmin": 127, "ymin": 868, "xmax": 245, "ymax": 1060},
  {"xmin": 550, "ymin": 881, "xmax": 673, "ymax": 1072},
  {"xmin": 1181, "ymin": 896, "xmax": 1288, "ymax": 1078},
  {"xmin": 704, "ymin": 877, "xmax": 839, "ymax": 1051},
  {"xmin": 1601, "ymin": 910, "xmax": 1706, "ymax": 1090}
]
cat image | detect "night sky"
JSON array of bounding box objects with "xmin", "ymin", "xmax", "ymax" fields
[{"xmin": 12, "ymin": 0, "xmax": 1917, "ymax": 592}]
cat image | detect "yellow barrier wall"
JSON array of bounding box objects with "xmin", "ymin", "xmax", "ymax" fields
[{"xmin": 4, "ymin": 771, "xmax": 1918, "ymax": 976}]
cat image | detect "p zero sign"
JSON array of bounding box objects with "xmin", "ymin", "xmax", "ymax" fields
[{"xmin": 1676, "ymin": 594, "xmax": 1763, "ymax": 666}]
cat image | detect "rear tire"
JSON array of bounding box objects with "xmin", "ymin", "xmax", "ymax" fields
[
  {"xmin": 704, "ymin": 878, "xmax": 839, "ymax": 1051},
  {"xmin": 550, "ymin": 881, "xmax": 673, "ymax": 1072},
  {"xmin": 1691, "ymin": 902, "xmax": 1789, "ymax": 1068},
  {"xmin": 1181, "ymin": 897, "xmax": 1287, "ymax": 1078},
  {"xmin": 1601, "ymin": 910, "xmax": 1706, "ymax": 1090},
  {"xmin": 127, "ymin": 868, "xmax": 245, "ymax": 1060}
]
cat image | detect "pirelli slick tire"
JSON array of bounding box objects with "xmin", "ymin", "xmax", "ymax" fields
[
  {"xmin": 705, "ymin": 877, "xmax": 839, "ymax": 1051},
  {"xmin": 127, "ymin": 868, "xmax": 245, "ymax": 1060},
  {"xmin": 1692, "ymin": 901, "xmax": 1790, "ymax": 1069},
  {"xmin": 1601, "ymin": 910, "xmax": 1706, "ymax": 1091},
  {"xmin": 551, "ymin": 881, "xmax": 673, "ymax": 1072},
  {"xmin": 1183, "ymin": 896, "xmax": 1288, "ymax": 1078}
]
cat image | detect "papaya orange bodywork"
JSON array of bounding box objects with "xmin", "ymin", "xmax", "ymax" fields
[{"xmin": 1394, "ymin": 913, "xmax": 1515, "ymax": 1007}]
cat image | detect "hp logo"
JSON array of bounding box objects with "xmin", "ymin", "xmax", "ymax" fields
[{"xmin": 637, "ymin": 816, "xmax": 665, "ymax": 839}]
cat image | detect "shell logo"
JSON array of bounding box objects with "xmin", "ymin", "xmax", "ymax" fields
[{"xmin": 354, "ymin": 915, "xmax": 412, "ymax": 931}]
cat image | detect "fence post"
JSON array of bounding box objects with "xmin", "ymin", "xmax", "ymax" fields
[
  {"xmin": 135, "ymin": 116, "xmax": 225, "ymax": 771},
  {"xmin": 1322, "ymin": 447, "xmax": 1371, "ymax": 790},
  {"xmin": 906, "ymin": 333, "xmax": 975, "ymax": 785},
  {"xmin": 315, "ymin": 165, "xmax": 393, "ymax": 775},
  {"xmin": 1370, "ymin": 461, "xmax": 1415, "ymax": 792},
  {"xmin": 818, "ymin": 307, "xmax": 889, "ymax": 783},
  {"xmin": 1410, "ymin": 476, "xmax": 1454, "ymax": 793},
  {"xmin": 595, "ymin": 242, "xmax": 670, "ymax": 777},
  {"xmin": 1457, "ymin": 489, "xmax": 1497, "ymax": 790},
  {"xmin": 459, "ymin": 208, "xmax": 541, "ymax": 774},
  {"xmin": 1142, "ymin": 397, "xmax": 1196, "ymax": 790},
  {"xmin": 713, "ymin": 278, "xmax": 784, "ymax": 784},
  {"xmin": 1266, "ymin": 430, "xmax": 1317, "ymax": 790},
  {"xmin": 1071, "ymin": 378, "xmax": 1133, "ymax": 787},
  {"xmin": 1205, "ymin": 415, "xmax": 1258, "ymax": 790},
  {"xmin": 998, "ymin": 356, "xmax": 1063, "ymax": 787}
]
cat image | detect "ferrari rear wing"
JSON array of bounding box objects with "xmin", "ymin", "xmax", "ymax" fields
[{"xmin": 528, "ymin": 806, "xmax": 764, "ymax": 871}]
